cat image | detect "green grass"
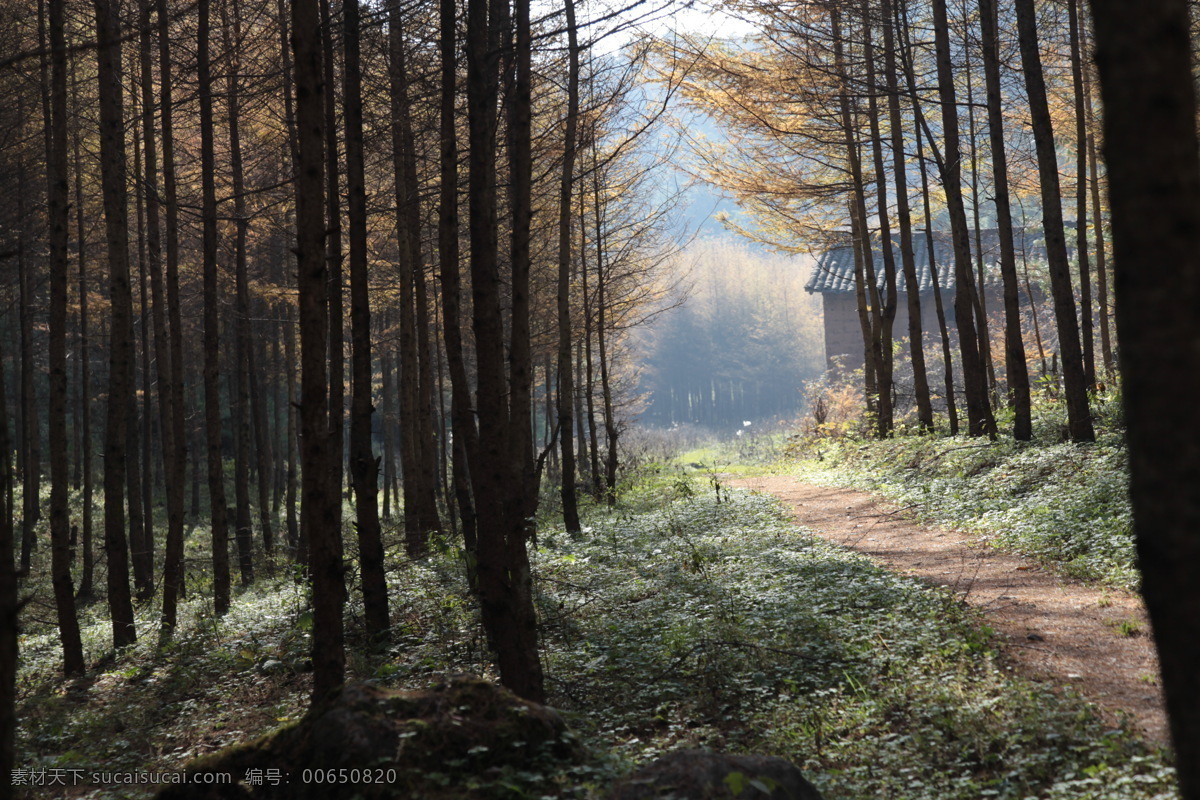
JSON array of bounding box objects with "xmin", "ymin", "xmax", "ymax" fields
[
  {"xmin": 15, "ymin": 471, "xmax": 1175, "ymax": 799},
  {"xmin": 536, "ymin": 486, "xmax": 1174, "ymax": 800}
]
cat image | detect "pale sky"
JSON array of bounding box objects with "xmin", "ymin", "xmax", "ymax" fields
[{"xmin": 582, "ymin": 0, "xmax": 759, "ymax": 55}]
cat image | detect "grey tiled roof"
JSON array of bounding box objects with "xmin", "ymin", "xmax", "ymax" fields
[{"xmin": 805, "ymin": 228, "xmax": 1056, "ymax": 294}]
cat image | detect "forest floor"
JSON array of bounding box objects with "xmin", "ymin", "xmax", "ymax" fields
[
  {"xmin": 727, "ymin": 474, "xmax": 1168, "ymax": 745},
  {"xmin": 16, "ymin": 427, "xmax": 1179, "ymax": 798}
]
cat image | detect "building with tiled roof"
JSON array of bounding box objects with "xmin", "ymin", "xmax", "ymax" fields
[{"xmin": 805, "ymin": 229, "xmax": 1053, "ymax": 370}]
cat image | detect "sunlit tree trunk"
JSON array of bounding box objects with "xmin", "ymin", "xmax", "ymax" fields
[
  {"xmin": 863, "ymin": 3, "xmax": 897, "ymax": 436},
  {"xmin": 932, "ymin": 0, "xmax": 995, "ymax": 437},
  {"xmin": 1067, "ymin": 0, "xmax": 1096, "ymax": 388},
  {"xmin": 272, "ymin": 0, "xmax": 299, "ymax": 556},
  {"xmin": 899, "ymin": 3, "xmax": 957, "ymax": 434},
  {"xmin": 979, "ymin": 0, "xmax": 1032, "ymax": 440},
  {"xmin": 963, "ymin": 36, "xmax": 996, "ymax": 400},
  {"xmin": 283, "ymin": 256, "xmax": 300, "ymax": 554},
  {"xmin": 831, "ymin": 8, "xmax": 879, "ymax": 415},
  {"xmin": 588, "ymin": 149, "xmax": 619, "ymax": 505},
  {"xmin": 1014, "ymin": 0, "xmax": 1093, "ymax": 442},
  {"xmin": 883, "ymin": 0, "xmax": 932, "ymax": 431},
  {"xmin": 1082, "ymin": 32, "xmax": 1114, "ymax": 375},
  {"xmin": 579, "ymin": 183, "xmax": 601, "ymax": 493}
]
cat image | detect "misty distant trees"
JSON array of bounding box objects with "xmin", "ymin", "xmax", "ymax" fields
[
  {"xmin": 664, "ymin": 0, "xmax": 1110, "ymax": 442},
  {"xmin": 640, "ymin": 241, "xmax": 823, "ymax": 428}
]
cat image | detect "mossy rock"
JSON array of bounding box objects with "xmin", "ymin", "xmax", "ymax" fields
[
  {"xmin": 609, "ymin": 750, "xmax": 825, "ymax": 800},
  {"xmin": 157, "ymin": 675, "xmax": 590, "ymax": 799}
]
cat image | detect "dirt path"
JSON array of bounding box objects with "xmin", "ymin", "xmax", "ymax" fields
[{"xmin": 728, "ymin": 475, "xmax": 1168, "ymax": 745}]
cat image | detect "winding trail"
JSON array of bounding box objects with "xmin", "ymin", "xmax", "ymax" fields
[{"xmin": 728, "ymin": 475, "xmax": 1169, "ymax": 745}]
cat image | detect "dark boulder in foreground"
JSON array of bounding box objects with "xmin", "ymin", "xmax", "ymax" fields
[
  {"xmin": 156, "ymin": 675, "xmax": 587, "ymax": 799},
  {"xmin": 156, "ymin": 676, "xmax": 824, "ymax": 799},
  {"xmin": 609, "ymin": 749, "xmax": 825, "ymax": 800}
]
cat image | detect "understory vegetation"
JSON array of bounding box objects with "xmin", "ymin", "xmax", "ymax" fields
[
  {"xmin": 17, "ymin": 466, "xmax": 1174, "ymax": 799},
  {"xmin": 783, "ymin": 390, "xmax": 1137, "ymax": 589}
]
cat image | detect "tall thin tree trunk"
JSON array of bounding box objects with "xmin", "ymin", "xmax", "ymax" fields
[
  {"xmin": 222, "ymin": 0, "xmax": 254, "ymax": 587},
  {"xmin": 883, "ymin": 0, "xmax": 932, "ymax": 430},
  {"xmin": 249, "ymin": 326, "xmax": 274, "ymax": 555},
  {"xmin": 863, "ymin": 3, "xmax": 897, "ymax": 436},
  {"xmin": 901, "ymin": 3, "xmax": 957, "ymax": 433},
  {"xmin": 433, "ymin": 307, "xmax": 454, "ymax": 535},
  {"xmin": 157, "ymin": 0, "xmax": 188, "ymax": 630},
  {"xmin": 127, "ymin": 109, "xmax": 149, "ymax": 598},
  {"xmin": 94, "ymin": 0, "xmax": 137, "ymax": 647},
  {"xmin": 294, "ymin": 0, "xmax": 345, "ymax": 701},
  {"xmin": 125, "ymin": 364, "xmax": 148, "ymax": 597},
  {"xmin": 131, "ymin": 112, "xmax": 154, "ymax": 596},
  {"xmin": 198, "ymin": 0, "xmax": 232, "ymax": 613},
  {"xmin": 320, "ymin": 0, "xmax": 345, "ymax": 504},
  {"xmin": 72, "ymin": 49, "xmax": 94, "ymax": 599},
  {"xmin": 284, "ymin": 257, "xmax": 300, "ymax": 554},
  {"xmin": 344, "ymin": 0, "xmax": 388, "ymax": 641},
  {"xmin": 831, "ymin": 9, "xmax": 878, "ymax": 412},
  {"xmin": 140, "ymin": 0, "xmax": 177, "ymax": 623},
  {"xmin": 381, "ymin": 337, "xmax": 394, "ymax": 523},
  {"xmin": 0, "ymin": 308, "xmax": 15, "ymax": 800},
  {"xmin": 438, "ymin": 0, "xmax": 478, "ymax": 557},
  {"xmin": 47, "ymin": 0, "xmax": 85, "ymax": 674},
  {"xmin": 17, "ymin": 150, "xmax": 39, "ymax": 574},
  {"xmin": 270, "ymin": 328, "xmax": 284, "ymax": 519},
  {"xmin": 1082, "ymin": 27, "xmax": 1114, "ymax": 375},
  {"xmin": 963, "ymin": 32, "xmax": 997, "ymax": 398},
  {"xmin": 391, "ymin": 20, "xmax": 440, "ymax": 553},
  {"xmin": 932, "ymin": 0, "xmax": 995, "ymax": 437},
  {"xmin": 590, "ymin": 149, "xmax": 619, "ymax": 505},
  {"xmin": 1068, "ymin": 0, "xmax": 1096, "ymax": 388},
  {"xmin": 979, "ymin": 0, "xmax": 1032, "ymax": 440},
  {"xmin": 1014, "ymin": 0, "xmax": 1094, "ymax": 442},
  {"xmin": 573, "ymin": 339, "xmax": 588, "ymax": 480},
  {"xmin": 556, "ymin": 0, "xmax": 582, "ymax": 531},
  {"xmin": 415, "ymin": 268, "xmax": 442, "ymax": 531},
  {"xmin": 579, "ymin": 184, "xmax": 601, "ymax": 494}
]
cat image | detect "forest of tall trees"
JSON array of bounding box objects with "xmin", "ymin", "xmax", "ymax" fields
[
  {"xmin": 0, "ymin": 0, "xmax": 680, "ymax": 775},
  {"xmin": 5, "ymin": 0, "xmax": 1200, "ymax": 795}
]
